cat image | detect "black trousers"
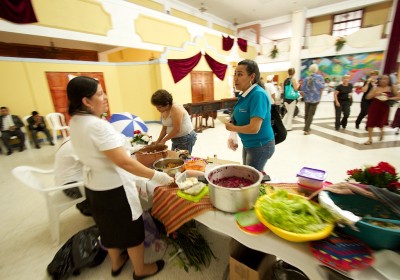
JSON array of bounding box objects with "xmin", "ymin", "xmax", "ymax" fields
[
  {"xmin": 30, "ymin": 127, "xmax": 53, "ymax": 146},
  {"xmin": 1, "ymin": 129, "xmax": 25, "ymax": 152},
  {"xmin": 335, "ymin": 100, "xmax": 351, "ymax": 129},
  {"xmin": 355, "ymin": 99, "xmax": 370, "ymax": 127}
]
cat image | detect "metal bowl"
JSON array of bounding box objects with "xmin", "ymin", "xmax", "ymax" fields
[
  {"xmin": 205, "ymin": 164, "xmax": 263, "ymax": 213},
  {"xmin": 153, "ymin": 158, "xmax": 185, "ymax": 177}
]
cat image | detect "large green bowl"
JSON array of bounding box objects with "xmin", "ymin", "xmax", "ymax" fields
[{"xmin": 327, "ymin": 192, "xmax": 400, "ymax": 250}]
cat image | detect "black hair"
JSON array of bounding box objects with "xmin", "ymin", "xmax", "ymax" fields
[
  {"xmin": 31, "ymin": 111, "xmax": 38, "ymax": 116},
  {"xmin": 67, "ymin": 76, "xmax": 99, "ymax": 115},
  {"xmin": 151, "ymin": 89, "xmax": 173, "ymax": 106},
  {"xmin": 238, "ymin": 59, "xmax": 265, "ymax": 89}
]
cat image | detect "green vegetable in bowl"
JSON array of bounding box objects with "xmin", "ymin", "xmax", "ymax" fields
[{"xmin": 258, "ymin": 190, "xmax": 334, "ymax": 234}]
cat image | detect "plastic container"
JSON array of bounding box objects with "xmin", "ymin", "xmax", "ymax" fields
[
  {"xmin": 327, "ymin": 192, "xmax": 400, "ymax": 250},
  {"xmin": 297, "ymin": 167, "xmax": 326, "ymax": 191}
]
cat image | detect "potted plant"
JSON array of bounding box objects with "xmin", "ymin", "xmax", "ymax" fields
[
  {"xmin": 335, "ymin": 37, "xmax": 346, "ymax": 52},
  {"xmin": 270, "ymin": 45, "xmax": 278, "ymax": 59}
]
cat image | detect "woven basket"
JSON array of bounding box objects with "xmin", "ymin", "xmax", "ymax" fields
[{"xmin": 135, "ymin": 144, "xmax": 168, "ymax": 168}]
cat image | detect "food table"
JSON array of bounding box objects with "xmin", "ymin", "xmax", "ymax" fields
[{"xmin": 136, "ymin": 165, "xmax": 393, "ymax": 280}]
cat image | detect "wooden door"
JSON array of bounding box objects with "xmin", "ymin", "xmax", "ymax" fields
[
  {"xmin": 45, "ymin": 72, "xmax": 109, "ymax": 123},
  {"xmin": 190, "ymin": 71, "xmax": 214, "ymax": 102}
]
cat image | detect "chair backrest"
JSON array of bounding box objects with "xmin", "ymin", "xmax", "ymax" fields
[
  {"xmin": 23, "ymin": 115, "xmax": 31, "ymax": 126},
  {"xmin": 46, "ymin": 113, "xmax": 67, "ymax": 129},
  {"xmin": 12, "ymin": 166, "xmax": 55, "ymax": 192}
]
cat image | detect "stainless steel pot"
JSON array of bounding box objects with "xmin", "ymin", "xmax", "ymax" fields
[
  {"xmin": 205, "ymin": 164, "xmax": 263, "ymax": 213},
  {"xmin": 153, "ymin": 158, "xmax": 185, "ymax": 177}
]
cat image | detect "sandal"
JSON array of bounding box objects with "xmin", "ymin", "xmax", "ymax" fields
[
  {"xmin": 111, "ymin": 252, "xmax": 129, "ymax": 277},
  {"xmin": 363, "ymin": 140, "xmax": 372, "ymax": 145},
  {"xmin": 133, "ymin": 260, "xmax": 164, "ymax": 280}
]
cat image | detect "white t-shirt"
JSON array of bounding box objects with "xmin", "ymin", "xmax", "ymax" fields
[
  {"xmin": 70, "ymin": 114, "xmax": 142, "ymax": 220},
  {"xmin": 69, "ymin": 115, "xmax": 127, "ymax": 190},
  {"xmin": 54, "ymin": 138, "xmax": 83, "ymax": 186}
]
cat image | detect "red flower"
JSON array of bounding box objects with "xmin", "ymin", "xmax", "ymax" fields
[
  {"xmin": 389, "ymin": 181, "xmax": 400, "ymax": 189},
  {"xmin": 367, "ymin": 166, "xmax": 383, "ymax": 175},
  {"xmin": 377, "ymin": 162, "xmax": 396, "ymax": 176},
  {"xmin": 134, "ymin": 130, "xmax": 141, "ymax": 135},
  {"xmin": 347, "ymin": 168, "xmax": 362, "ymax": 176}
]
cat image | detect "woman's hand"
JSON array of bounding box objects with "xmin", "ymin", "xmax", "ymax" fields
[
  {"xmin": 335, "ymin": 101, "xmax": 340, "ymax": 107},
  {"xmin": 225, "ymin": 122, "xmax": 236, "ymax": 132},
  {"xmin": 152, "ymin": 171, "xmax": 174, "ymax": 186}
]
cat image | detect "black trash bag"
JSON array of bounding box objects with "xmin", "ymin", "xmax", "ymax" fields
[
  {"xmin": 271, "ymin": 104, "xmax": 287, "ymax": 145},
  {"xmin": 47, "ymin": 225, "xmax": 108, "ymax": 280}
]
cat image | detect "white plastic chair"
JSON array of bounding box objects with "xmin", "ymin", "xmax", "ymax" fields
[
  {"xmin": 46, "ymin": 113, "xmax": 70, "ymax": 142},
  {"xmin": 21, "ymin": 116, "xmax": 32, "ymax": 149},
  {"xmin": 12, "ymin": 166, "xmax": 85, "ymax": 244}
]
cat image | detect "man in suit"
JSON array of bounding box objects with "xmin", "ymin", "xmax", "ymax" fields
[
  {"xmin": 0, "ymin": 107, "xmax": 26, "ymax": 155},
  {"xmin": 27, "ymin": 111, "xmax": 54, "ymax": 149}
]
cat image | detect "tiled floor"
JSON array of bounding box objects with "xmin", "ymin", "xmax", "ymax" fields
[{"xmin": 0, "ymin": 102, "xmax": 399, "ymax": 280}]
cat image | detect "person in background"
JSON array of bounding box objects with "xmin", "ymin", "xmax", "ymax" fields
[
  {"xmin": 300, "ymin": 64, "xmax": 325, "ymax": 135},
  {"xmin": 282, "ymin": 68, "xmax": 299, "ymax": 131},
  {"xmin": 67, "ymin": 76, "xmax": 173, "ymax": 279},
  {"xmin": 225, "ymin": 59, "xmax": 275, "ymax": 172},
  {"xmin": 27, "ymin": 111, "xmax": 54, "ymax": 149},
  {"xmin": 391, "ymin": 104, "xmax": 400, "ymax": 135},
  {"xmin": 333, "ymin": 75, "xmax": 353, "ymax": 130},
  {"xmin": 54, "ymin": 137, "xmax": 91, "ymax": 216},
  {"xmin": 264, "ymin": 75, "xmax": 278, "ymax": 103},
  {"xmin": 355, "ymin": 70, "xmax": 378, "ymax": 129},
  {"xmin": 0, "ymin": 106, "xmax": 25, "ymax": 155},
  {"xmin": 151, "ymin": 89, "xmax": 197, "ymax": 154},
  {"xmin": 364, "ymin": 74, "xmax": 400, "ymax": 144}
]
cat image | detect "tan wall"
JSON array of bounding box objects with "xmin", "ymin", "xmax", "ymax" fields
[
  {"xmin": 0, "ymin": 60, "xmax": 164, "ymax": 121},
  {"xmin": 108, "ymin": 49, "xmax": 162, "ymax": 62},
  {"xmin": 125, "ymin": 0, "xmax": 164, "ymax": 12},
  {"xmin": 32, "ymin": 0, "xmax": 111, "ymax": 35},
  {"xmin": 135, "ymin": 15, "xmax": 191, "ymax": 48},
  {"xmin": 310, "ymin": 1, "xmax": 392, "ymax": 36},
  {"xmin": 171, "ymin": 9, "xmax": 208, "ymax": 27}
]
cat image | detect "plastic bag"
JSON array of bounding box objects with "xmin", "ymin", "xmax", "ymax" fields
[
  {"xmin": 227, "ymin": 132, "xmax": 238, "ymax": 151},
  {"xmin": 47, "ymin": 226, "xmax": 107, "ymax": 280}
]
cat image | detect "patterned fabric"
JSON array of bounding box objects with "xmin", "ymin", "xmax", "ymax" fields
[
  {"xmin": 151, "ymin": 185, "xmax": 213, "ymax": 235},
  {"xmin": 151, "ymin": 183, "xmax": 301, "ymax": 235}
]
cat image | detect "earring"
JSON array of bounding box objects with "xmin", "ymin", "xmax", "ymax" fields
[{"xmin": 249, "ymin": 81, "xmax": 253, "ymax": 86}]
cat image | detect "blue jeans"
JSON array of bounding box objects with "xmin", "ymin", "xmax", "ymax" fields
[
  {"xmin": 171, "ymin": 130, "xmax": 197, "ymax": 154},
  {"xmin": 242, "ymin": 140, "xmax": 275, "ymax": 172}
]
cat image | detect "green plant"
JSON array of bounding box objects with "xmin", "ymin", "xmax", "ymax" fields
[
  {"xmin": 165, "ymin": 221, "xmax": 216, "ymax": 272},
  {"xmin": 270, "ymin": 45, "xmax": 278, "ymax": 59},
  {"xmin": 346, "ymin": 161, "xmax": 400, "ymax": 193},
  {"xmin": 335, "ymin": 37, "xmax": 346, "ymax": 52}
]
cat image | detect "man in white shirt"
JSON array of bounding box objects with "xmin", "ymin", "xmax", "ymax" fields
[
  {"xmin": 54, "ymin": 137, "xmax": 91, "ymax": 216},
  {"xmin": 0, "ymin": 107, "xmax": 25, "ymax": 155},
  {"xmin": 264, "ymin": 75, "xmax": 278, "ymax": 103}
]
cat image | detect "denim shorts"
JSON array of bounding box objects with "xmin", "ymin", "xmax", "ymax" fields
[
  {"xmin": 171, "ymin": 130, "xmax": 197, "ymax": 154},
  {"xmin": 242, "ymin": 140, "xmax": 275, "ymax": 172}
]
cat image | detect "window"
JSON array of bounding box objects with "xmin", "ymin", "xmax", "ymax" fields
[{"xmin": 332, "ymin": 10, "xmax": 363, "ymax": 37}]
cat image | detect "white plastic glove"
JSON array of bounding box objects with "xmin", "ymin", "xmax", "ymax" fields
[
  {"xmin": 152, "ymin": 170, "xmax": 174, "ymax": 186},
  {"xmin": 227, "ymin": 132, "xmax": 238, "ymax": 151}
]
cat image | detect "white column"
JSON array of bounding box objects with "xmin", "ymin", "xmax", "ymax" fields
[{"xmin": 290, "ymin": 10, "xmax": 306, "ymax": 80}]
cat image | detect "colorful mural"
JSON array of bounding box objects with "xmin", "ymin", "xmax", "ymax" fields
[{"xmin": 300, "ymin": 52, "xmax": 383, "ymax": 84}]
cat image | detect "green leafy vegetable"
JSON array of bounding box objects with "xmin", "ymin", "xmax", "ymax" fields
[{"xmin": 257, "ymin": 190, "xmax": 334, "ymax": 234}]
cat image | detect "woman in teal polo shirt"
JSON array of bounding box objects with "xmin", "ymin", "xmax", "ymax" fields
[{"xmin": 225, "ymin": 59, "xmax": 275, "ymax": 172}]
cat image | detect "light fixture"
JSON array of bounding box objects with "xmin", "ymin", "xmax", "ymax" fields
[
  {"xmin": 233, "ymin": 18, "xmax": 239, "ymax": 27},
  {"xmin": 199, "ymin": 3, "xmax": 207, "ymax": 13}
]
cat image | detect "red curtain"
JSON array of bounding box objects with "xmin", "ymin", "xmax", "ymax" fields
[
  {"xmin": 383, "ymin": 0, "xmax": 400, "ymax": 74},
  {"xmin": 167, "ymin": 52, "xmax": 202, "ymax": 83},
  {"xmin": 204, "ymin": 53, "xmax": 227, "ymax": 81},
  {"xmin": 0, "ymin": 0, "xmax": 37, "ymax": 24},
  {"xmin": 237, "ymin": 38, "xmax": 248, "ymax": 52},
  {"xmin": 222, "ymin": 35, "xmax": 234, "ymax": 51}
]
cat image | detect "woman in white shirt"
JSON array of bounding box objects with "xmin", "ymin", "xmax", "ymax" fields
[
  {"xmin": 67, "ymin": 76, "xmax": 173, "ymax": 279},
  {"xmin": 151, "ymin": 89, "xmax": 197, "ymax": 154}
]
